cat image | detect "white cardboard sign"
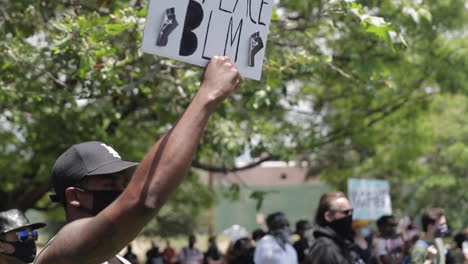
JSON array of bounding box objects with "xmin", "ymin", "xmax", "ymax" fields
[
  {"xmin": 348, "ymin": 178, "xmax": 392, "ymax": 220},
  {"xmin": 142, "ymin": 0, "xmax": 274, "ymax": 80}
]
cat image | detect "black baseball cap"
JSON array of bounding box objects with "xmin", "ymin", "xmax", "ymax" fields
[
  {"xmin": 50, "ymin": 141, "xmax": 139, "ymax": 203},
  {"xmin": 0, "ymin": 209, "xmax": 46, "ymax": 235}
]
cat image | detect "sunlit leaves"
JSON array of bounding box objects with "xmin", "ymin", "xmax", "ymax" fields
[{"xmin": 0, "ymin": 0, "xmax": 467, "ymax": 230}]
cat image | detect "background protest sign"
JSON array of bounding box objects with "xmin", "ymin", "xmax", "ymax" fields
[
  {"xmin": 142, "ymin": 0, "xmax": 274, "ymax": 80},
  {"xmin": 348, "ymin": 178, "xmax": 392, "ymax": 220}
]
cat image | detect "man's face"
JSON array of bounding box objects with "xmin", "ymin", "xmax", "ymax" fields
[
  {"xmin": 270, "ymin": 215, "xmax": 290, "ymax": 232},
  {"xmin": 71, "ymin": 172, "xmax": 128, "ymax": 210},
  {"xmin": 81, "ymin": 172, "xmax": 129, "ymax": 191},
  {"xmin": 0, "ymin": 227, "xmax": 35, "ymax": 262},
  {"xmin": 298, "ymin": 222, "xmax": 312, "ymax": 236},
  {"xmin": 428, "ymin": 215, "xmax": 447, "ymax": 235},
  {"xmin": 327, "ymin": 197, "xmax": 353, "ymax": 222},
  {"xmin": 189, "ymin": 236, "xmax": 196, "ymax": 246},
  {"xmin": 438, "ymin": 215, "xmax": 447, "ymax": 226},
  {"xmin": 382, "ymin": 218, "xmax": 398, "ymax": 236},
  {"xmin": 276, "ymin": 217, "xmax": 290, "ymax": 231}
]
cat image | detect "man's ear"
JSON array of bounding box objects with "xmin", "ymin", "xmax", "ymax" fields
[
  {"xmin": 324, "ymin": 211, "xmax": 334, "ymax": 223},
  {"xmin": 65, "ymin": 187, "xmax": 81, "ymax": 208}
]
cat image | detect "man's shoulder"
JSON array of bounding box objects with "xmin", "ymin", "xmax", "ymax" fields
[
  {"xmin": 306, "ymin": 236, "xmax": 346, "ymax": 264},
  {"xmin": 414, "ymin": 240, "xmax": 430, "ymax": 249},
  {"xmin": 256, "ymin": 235, "xmax": 277, "ymax": 247},
  {"xmin": 308, "ymin": 235, "xmax": 343, "ymax": 258},
  {"xmin": 34, "ymin": 236, "xmax": 56, "ymax": 264},
  {"xmin": 311, "ymin": 235, "xmax": 339, "ymax": 247},
  {"xmin": 411, "ymin": 240, "xmax": 429, "ymax": 255}
]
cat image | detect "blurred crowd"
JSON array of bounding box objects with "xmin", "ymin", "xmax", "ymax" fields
[
  {"xmin": 1, "ymin": 191, "xmax": 467, "ymax": 264},
  {"xmin": 120, "ymin": 192, "xmax": 467, "ymax": 264}
]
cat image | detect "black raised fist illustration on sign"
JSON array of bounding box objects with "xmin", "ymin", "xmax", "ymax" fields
[
  {"xmin": 157, "ymin": 7, "xmax": 179, "ymax": 47},
  {"xmin": 248, "ymin": 31, "xmax": 264, "ymax": 67}
]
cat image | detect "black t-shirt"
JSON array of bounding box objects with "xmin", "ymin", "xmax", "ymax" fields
[{"xmin": 293, "ymin": 238, "xmax": 309, "ymax": 262}]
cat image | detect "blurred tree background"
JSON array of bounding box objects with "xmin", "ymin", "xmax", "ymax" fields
[{"xmin": 0, "ymin": 0, "xmax": 466, "ymax": 236}]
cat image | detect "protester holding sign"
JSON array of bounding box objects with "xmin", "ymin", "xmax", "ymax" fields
[{"xmin": 33, "ymin": 56, "xmax": 242, "ymax": 264}]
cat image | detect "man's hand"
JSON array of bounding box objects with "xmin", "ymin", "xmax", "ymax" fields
[
  {"xmin": 198, "ymin": 56, "xmax": 242, "ymax": 107},
  {"xmin": 35, "ymin": 56, "xmax": 242, "ymax": 264},
  {"xmin": 426, "ymin": 245, "xmax": 438, "ymax": 260}
]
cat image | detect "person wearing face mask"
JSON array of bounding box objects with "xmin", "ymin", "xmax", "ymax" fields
[
  {"xmin": 33, "ymin": 56, "xmax": 243, "ymax": 264},
  {"xmin": 304, "ymin": 191, "xmax": 365, "ymax": 264},
  {"xmin": 254, "ymin": 212, "xmax": 298, "ymax": 264},
  {"xmin": 0, "ymin": 209, "xmax": 46, "ymax": 264},
  {"xmin": 375, "ymin": 215, "xmax": 410, "ymax": 264},
  {"xmin": 351, "ymin": 220, "xmax": 373, "ymax": 263},
  {"xmin": 410, "ymin": 208, "xmax": 450, "ymax": 264}
]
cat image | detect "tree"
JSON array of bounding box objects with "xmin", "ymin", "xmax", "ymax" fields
[{"xmin": 1, "ymin": 0, "xmax": 467, "ymax": 232}]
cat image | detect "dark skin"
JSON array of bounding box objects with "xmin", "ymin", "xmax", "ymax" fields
[
  {"xmin": 35, "ymin": 56, "xmax": 242, "ymax": 264},
  {"xmin": 181, "ymin": 235, "xmax": 201, "ymax": 264},
  {"xmin": 0, "ymin": 228, "xmax": 34, "ymax": 264},
  {"xmin": 269, "ymin": 216, "xmax": 290, "ymax": 232}
]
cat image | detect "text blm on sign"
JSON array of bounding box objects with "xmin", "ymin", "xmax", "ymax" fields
[{"xmin": 142, "ymin": 0, "xmax": 274, "ymax": 80}]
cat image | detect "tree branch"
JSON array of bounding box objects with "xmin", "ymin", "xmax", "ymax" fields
[{"xmin": 192, "ymin": 155, "xmax": 274, "ymax": 173}]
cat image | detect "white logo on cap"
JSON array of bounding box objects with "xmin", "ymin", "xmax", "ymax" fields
[{"xmin": 100, "ymin": 143, "xmax": 121, "ymax": 159}]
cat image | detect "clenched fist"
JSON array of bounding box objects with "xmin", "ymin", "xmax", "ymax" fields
[{"xmin": 199, "ymin": 56, "xmax": 242, "ymax": 107}]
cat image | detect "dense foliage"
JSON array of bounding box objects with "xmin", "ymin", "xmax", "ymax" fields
[{"xmin": 1, "ymin": 0, "xmax": 466, "ymax": 233}]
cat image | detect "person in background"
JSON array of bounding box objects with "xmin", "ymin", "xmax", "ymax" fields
[
  {"xmin": 226, "ymin": 237, "xmax": 254, "ymax": 264},
  {"xmin": 179, "ymin": 235, "xmax": 203, "ymax": 264},
  {"xmin": 375, "ymin": 215, "xmax": 410, "ymax": 264},
  {"xmin": 352, "ymin": 219, "xmax": 373, "ymax": 263},
  {"xmin": 204, "ymin": 236, "xmax": 222, "ymax": 264},
  {"xmin": 293, "ymin": 219, "xmax": 312, "ymax": 264},
  {"xmin": 252, "ymin": 229, "xmax": 266, "ymax": 243},
  {"xmin": 162, "ymin": 240, "xmax": 176, "ymax": 264},
  {"xmin": 397, "ymin": 216, "xmax": 421, "ymax": 263},
  {"xmin": 254, "ymin": 212, "xmax": 298, "ymax": 264},
  {"xmin": 305, "ymin": 191, "xmax": 364, "ymax": 264},
  {"xmin": 410, "ymin": 208, "xmax": 450, "ymax": 264},
  {"xmin": 463, "ymin": 229, "xmax": 468, "ymax": 262},
  {"xmin": 123, "ymin": 244, "xmax": 139, "ymax": 264},
  {"xmin": 0, "ymin": 209, "xmax": 46, "ymax": 264},
  {"xmin": 404, "ymin": 217, "xmax": 421, "ymax": 244},
  {"xmin": 146, "ymin": 241, "xmax": 164, "ymax": 264},
  {"xmin": 449, "ymin": 232, "xmax": 467, "ymax": 264}
]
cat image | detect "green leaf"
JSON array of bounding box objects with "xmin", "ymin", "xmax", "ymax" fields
[
  {"xmin": 105, "ymin": 23, "xmax": 133, "ymax": 36},
  {"xmin": 366, "ymin": 24, "xmax": 395, "ymax": 50}
]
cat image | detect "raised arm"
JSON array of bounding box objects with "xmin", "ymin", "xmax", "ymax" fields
[{"xmin": 36, "ymin": 56, "xmax": 242, "ymax": 264}]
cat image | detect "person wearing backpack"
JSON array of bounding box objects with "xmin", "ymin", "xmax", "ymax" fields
[{"xmin": 410, "ymin": 208, "xmax": 450, "ymax": 264}]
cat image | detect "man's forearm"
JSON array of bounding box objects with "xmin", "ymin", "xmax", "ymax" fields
[
  {"xmin": 128, "ymin": 91, "xmax": 216, "ymax": 211},
  {"xmin": 37, "ymin": 94, "xmax": 219, "ymax": 264},
  {"xmin": 35, "ymin": 56, "xmax": 241, "ymax": 264}
]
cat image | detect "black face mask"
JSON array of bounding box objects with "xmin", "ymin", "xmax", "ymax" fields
[
  {"xmin": 79, "ymin": 189, "xmax": 122, "ymax": 216},
  {"xmin": 435, "ymin": 223, "xmax": 451, "ymax": 238},
  {"xmin": 328, "ymin": 215, "xmax": 353, "ymax": 239},
  {"xmin": 271, "ymin": 227, "xmax": 292, "ymax": 249},
  {"xmin": 4, "ymin": 239, "xmax": 36, "ymax": 263},
  {"xmin": 383, "ymin": 226, "xmax": 397, "ymax": 237}
]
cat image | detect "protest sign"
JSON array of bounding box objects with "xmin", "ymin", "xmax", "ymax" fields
[
  {"xmin": 348, "ymin": 178, "xmax": 392, "ymax": 220},
  {"xmin": 142, "ymin": 0, "xmax": 274, "ymax": 80}
]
